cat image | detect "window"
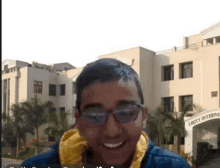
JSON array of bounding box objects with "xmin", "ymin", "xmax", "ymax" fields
[
  {"xmin": 162, "ymin": 97, "xmax": 174, "ymax": 112},
  {"xmin": 4, "ymin": 65, "xmax": 8, "ymax": 70},
  {"xmin": 60, "ymin": 84, "xmax": 65, "ymax": 96},
  {"xmin": 49, "ymin": 84, "xmax": 56, "ymax": 96},
  {"xmin": 49, "ymin": 107, "xmax": 56, "ymax": 113},
  {"xmin": 181, "ymin": 95, "xmax": 193, "ymax": 111},
  {"xmin": 163, "ymin": 65, "xmax": 174, "ymax": 81},
  {"xmin": 34, "ymin": 81, "xmax": 42, "ymax": 93},
  {"xmin": 72, "ymin": 82, "xmax": 76, "ymax": 94},
  {"xmin": 180, "ymin": 62, "xmax": 193, "ymax": 78},
  {"xmin": 58, "ymin": 107, "xmax": 65, "ymax": 120},
  {"xmin": 211, "ymin": 91, "xmax": 218, "ymax": 97},
  {"xmin": 181, "ymin": 137, "xmax": 185, "ymax": 145},
  {"xmin": 60, "ymin": 107, "xmax": 65, "ymax": 113}
]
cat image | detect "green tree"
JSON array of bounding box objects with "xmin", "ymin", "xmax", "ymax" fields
[
  {"xmin": 2, "ymin": 103, "xmax": 35, "ymax": 157},
  {"xmin": 22, "ymin": 94, "xmax": 53, "ymax": 154},
  {"xmin": 145, "ymin": 107, "xmax": 168, "ymax": 146},
  {"xmin": 14, "ymin": 104, "xmax": 35, "ymax": 156},
  {"xmin": 158, "ymin": 104, "xmax": 192, "ymax": 154},
  {"xmin": 2, "ymin": 120, "xmax": 17, "ymax": 154},
  {"xmin": 44, "ymin": 110, "xmax": 71, "ymax": 139}
]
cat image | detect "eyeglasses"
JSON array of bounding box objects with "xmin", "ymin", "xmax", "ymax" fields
[{"xmin": 80, "ymin": 104, "xmax": 143, "ymax": 127}]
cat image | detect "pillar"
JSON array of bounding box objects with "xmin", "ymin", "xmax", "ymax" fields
[
  {"xmin": 183, "ymin": 37, "xmax": 188, "ymax": 49},
  {"xmin": 6, "ymin": 79, "xmax": 9, "ymax": 117},
  {"xmin": 185, "ymin": 127, "xmax": 197, "ymax": 158},
  {"xmin": 2, "ymin": 80, "xmax": 4, "ymax": 115},
  {"xmin": 203, "ymin": 40, "xmax": 207, "ymax": 47},
  {"xmin": 32, "ymin": 61, "xmax": 36, "ymax": 68},
  {"xmin": 173, "ymin": 135, "xmax": 178, "ymax": 153},
  {"xmin": 14, "ymin": 77, "xmax": 19, "ymax": 104},
  {"xmin": 185, "ymin": 128, "xmax": 193, "ymax": 156},
  {"xmin": 193, "ymin": 128, "xmax": 198, "ymax": 159},
  {"xmin": 213, "ymin": 37, "xmax": 217, "ymax": 44}
]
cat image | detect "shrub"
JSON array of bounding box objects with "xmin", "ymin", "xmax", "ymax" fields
[
  {"xmin": 18, "ymin": 150, "xmax": 26, "ymax": 157},
  {"xmin": 2, "ymin": 140, "xmax": 6, "ymax": 147},
  {"xmin": 180, "ymin": 149, "xmax": 191, "ymax": 162},
  {"xmin": 25, "ymin": 147, "xmax": 30, "ymax": 155}
]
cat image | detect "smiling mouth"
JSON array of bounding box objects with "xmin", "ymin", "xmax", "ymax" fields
[{"xmin": 102, "ymin": 141, "xmax": 125, "ymax": 149}]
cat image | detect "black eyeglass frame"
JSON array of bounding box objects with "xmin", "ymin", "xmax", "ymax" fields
[{"xmin": 79, "ymin": 104, "xmax": 144, "ymax": 127}]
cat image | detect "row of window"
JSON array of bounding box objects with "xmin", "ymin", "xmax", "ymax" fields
[
  {"xmin": 34, "ymin": 81, "xmax": 77, "ymax": 96},
  {"xmin": 162, "ymin": 95, "xmax": 193, "ymax": 112},
  {"xmin": 34, "ymin": 61, "xmax": 192, "ymax": 95},
  {"xmin": 163, "ymin": 62, "xmax": 193, "ymax": 81}
]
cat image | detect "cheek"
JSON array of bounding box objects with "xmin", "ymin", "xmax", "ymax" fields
[
  {"xmin": 122, "ymin": 113, "xmax": 143, "ymax": 139},
  {"xmin": 82, "ymin": 128, "xmax": 100, "ymax": 142}
]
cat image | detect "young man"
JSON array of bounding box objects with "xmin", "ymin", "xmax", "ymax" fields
[{"xmin": 21, "ymin": 58, "xmax": 190, "ymax": 168}]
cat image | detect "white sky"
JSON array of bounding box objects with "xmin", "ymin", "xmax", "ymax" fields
[{"xmin": 2, "ymin": 0, "xmax": 220, "ymax": 68}]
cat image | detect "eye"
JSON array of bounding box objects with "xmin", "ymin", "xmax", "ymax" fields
[
  {"xmin": 82, "ymin": 112, "xmax": 105, "ymax": 120},
  {"xmin": 118, "ymin": 111, "xmax": 136, "ymax": 117}
]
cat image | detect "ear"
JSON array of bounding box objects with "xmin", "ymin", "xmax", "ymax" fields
[
  {"xmin": 142, "ymin": 107, "xmax": 148, "ymax": 121},
  {"xmin": 74, "ymin": 110, "xmax": 85, "ymax": 138},
  {"xmin": 142, "ymin": 107, "xmax": 147, "ymax": 129}
]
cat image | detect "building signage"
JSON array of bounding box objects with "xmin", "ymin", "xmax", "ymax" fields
[
  {"xmin": 211, "ymin": 91, "xmax": 218, "ymax": 97},
  {"xmin": 188, "ymin": 112, "xmax": 220, "ymax": 126}
]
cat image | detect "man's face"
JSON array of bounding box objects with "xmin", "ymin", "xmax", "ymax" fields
[{"xmin": 76, "ymin": 80, "xmax": 147, "ymax": 166}]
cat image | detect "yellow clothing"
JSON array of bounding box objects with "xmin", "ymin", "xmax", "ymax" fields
[{"xmin": 59, "ymin": 129, "xmax": 149, "ymax": 168}]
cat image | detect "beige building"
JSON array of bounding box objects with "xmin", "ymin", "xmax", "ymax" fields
[{"xmin": 2, "ymin": 22, "xmax": 220, "ymax": 159}]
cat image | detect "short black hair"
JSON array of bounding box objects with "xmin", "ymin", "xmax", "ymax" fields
[{"xmin": 75, "ymin": 58, "xmax": 144, "ymax": 111}]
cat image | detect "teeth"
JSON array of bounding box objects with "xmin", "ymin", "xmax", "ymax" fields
[{"xmin": 103, "ymin": 142, "xmax": 123, "ymax": 148}]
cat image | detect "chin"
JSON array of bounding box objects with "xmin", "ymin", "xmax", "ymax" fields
[{"xmin": 102, "ymin": 158, "xmax": 126, "ymax": 166}]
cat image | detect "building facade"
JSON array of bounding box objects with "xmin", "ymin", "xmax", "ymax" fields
[{"xmin": 2, "ymin": 22, "xmax": 220, "ymax": 158}]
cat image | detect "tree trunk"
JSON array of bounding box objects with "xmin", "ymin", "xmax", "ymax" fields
[
  {"xmin": 16, "ymin": 134, "xmax": 19, "ymax": 157},
  {"xmin": 11, "ymin": 147, "xmax": 16, "ymax": 156},
  {"xmin": 158, "ymin": 133, "xmax": 161, "ymax": 147},
  {"xmin": 177, "ymin": 135, "xmax": 181, "ymax": 154},
  {"xmin": 23, "ymin": 134, "xmax": 27, "ymax": 151},
  {"xmin": 36, "ymin": 126, "xmax": 39, "ymax": 154}
]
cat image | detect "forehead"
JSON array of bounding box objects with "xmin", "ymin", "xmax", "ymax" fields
[{"xmin": 80, "ymin": 80, "xmax": 141, "ymax": 110}]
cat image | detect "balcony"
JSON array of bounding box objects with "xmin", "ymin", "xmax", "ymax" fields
[
  {"xmin": 156, "ymin": 37, "xmax": 220, "ymax": 55},
  {"xmin": 2, "ymin": 67, "xmax": 20, "ymax": 75}
]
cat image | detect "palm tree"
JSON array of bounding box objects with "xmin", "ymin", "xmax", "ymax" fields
[
  {"xmin": 158, "ymin": 104, "xmax": 192, "ymax": 154},
  {"xmin": 44, "ymin": 110, "xmax": 71, "ymax": 140},
  {"xmin": 22, "ymin": 94, "xmax": 53, "ymax": 153},
  {"xmin": 145, "ymin": 106, "xmax": 169, "ymax": 147}
]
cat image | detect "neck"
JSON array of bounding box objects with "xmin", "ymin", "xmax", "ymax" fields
[{"xmin": 86, "ymin": 149, "xmax": 135, "ymax": 167}]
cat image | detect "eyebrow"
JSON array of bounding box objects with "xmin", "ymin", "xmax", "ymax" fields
[
  {"xmin": 82, "ymin": 100, "xmax": 138, "ymax": 111},
  {"xmin": 116, "ymin": 100, "xmax": 138, "ymax": 106},
  {"xmin": 82, "ymin": 103, "xmax": 102, "ymax": 111}
]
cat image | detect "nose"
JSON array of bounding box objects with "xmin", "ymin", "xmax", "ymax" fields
[{"xmin": 103, "ymin": 113, "xmax": 122, "ymax": 137}]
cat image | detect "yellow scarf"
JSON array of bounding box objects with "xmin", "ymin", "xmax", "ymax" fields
[{"xmin": 59, "ymin": 129, "xmax": 149, "ymax": 168}]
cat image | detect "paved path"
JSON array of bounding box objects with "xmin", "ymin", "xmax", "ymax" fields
[{"xmin": 2, "ymin": 158, "xmax": 24, "ymax": 168}]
